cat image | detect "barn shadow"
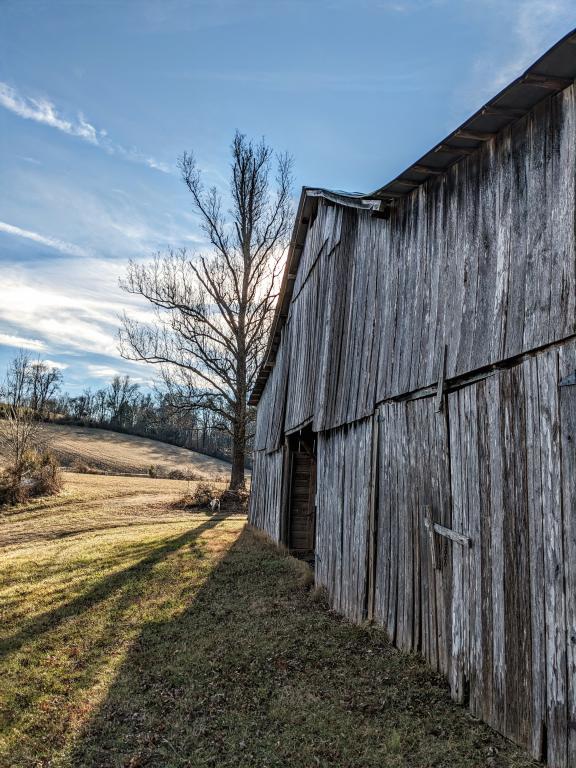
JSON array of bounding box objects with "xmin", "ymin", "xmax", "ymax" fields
[
  {"xmin": 65, "ymin": 525, "xmax": 266, "ymax": 766},
  {"xmin": 62, "ymin": 526, "xmax": 537, "ymax": 768},
  {"xmin": 0, "ymin": 513, "xmax": 233, "ymax": 664}
]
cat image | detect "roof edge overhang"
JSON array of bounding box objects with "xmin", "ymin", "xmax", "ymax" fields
[
  {"xmin": 372, "ymin": 27, "xmax": 576, "ymax": 202},
  {"xmin": 248, "ymin": 28, "xmax": 576, "ymax": 408}
]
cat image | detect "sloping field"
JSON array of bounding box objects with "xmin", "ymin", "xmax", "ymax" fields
[
  {"xmin": 0, "ymin": 473, "xmax": 535, "ymax": 768},
  {"xmin": 35, "ymin": 423, "xmax": 231, "ymax": 478}
]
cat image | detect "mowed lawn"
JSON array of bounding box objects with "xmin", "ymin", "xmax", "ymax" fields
[{"xmin": 0, "ymin": 475, "xmax": 536, "ymax": 768}]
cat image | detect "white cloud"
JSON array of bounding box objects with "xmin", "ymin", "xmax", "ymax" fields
[
  {"xmin": 85, "ymin": 364, "xmax": 121, "ymax": 379},
  {"xmin": 0, "ymin": 220, "xmax": 89, "ymax": 258},
  {"xmin": 0, "ymin": 82, "xmax": 101, "ymax": 144},
  {"xmin": 469, "ymin": 1, "xmax": 576, "ymax": 99},
  {"xmin": 0, "ymin": 256, "xmax": 156, "ymax": 363},
  {"xmin": 0, "ymin": 333, "xmax": 46, "ymax": 351},
  {"xmin": 0, "ymin": 81, "xmax": 170, "ymax": 173},
  {"xmin": 43, "ymin": 359, "xmax": 69, "ymax": 370},
  {"xmin": 3, "ymin": 175, "xmax": 204, "ymax": 259},
  {"xmin": 492, "ymin": 1, "xmax": 575, "ymax": 89}
]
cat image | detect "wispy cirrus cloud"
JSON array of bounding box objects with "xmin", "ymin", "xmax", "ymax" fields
[
  {"xmin": 0, "ymin": 333, "xmax": 46, "ymax": 351},
  {"xmin": 43, "ymin": 359, "xmax": 69, "ymax": 370},
  {"xmin": 0, "ymin": 82, "xmax": 101, "ymax": 144},
  {"xmin": 468, "ymin": 1, "xmax": 576, "ymax": 100},
  {"xmin": 0, "ymin": 221, "xmax": 89, "ymax": 258},
  {"xmin": 0, "ymin": 81, "xmax": 171, "ymax": 173}
]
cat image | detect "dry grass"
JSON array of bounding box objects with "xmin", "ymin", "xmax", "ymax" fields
[
  {"xmin": 0, "ymin": 471, "xmax": 536, "ymax": 767},
  {"xmin": 30, "ymin": 423, "xmax": 232, "ymax": 478}
]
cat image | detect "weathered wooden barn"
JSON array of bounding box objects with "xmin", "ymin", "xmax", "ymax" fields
[{"xmin": 248, "ymin": 30, "xmax": 576, "ymax": 766}]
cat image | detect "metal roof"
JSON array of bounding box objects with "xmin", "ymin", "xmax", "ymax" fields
[
  {"xmin": 372, "ymin": 27, "xmax": 576, "ymax": 201},
  {"xmin": 248, "ymin": 29, "xmax": 576, "ymax": 407}
]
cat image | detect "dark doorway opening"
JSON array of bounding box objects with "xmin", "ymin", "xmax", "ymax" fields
[{"xmin": 286, "ymin": 424, "xmax": 317, "ymax": 564}]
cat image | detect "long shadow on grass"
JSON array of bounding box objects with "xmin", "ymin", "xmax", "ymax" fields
[
  {"xmin": 65, "ymin": 528, "xmax": 536, "ymax": 768},
  {"xmin": 0, "ymin": 512, "xmax": 232, "ymax": 662}
]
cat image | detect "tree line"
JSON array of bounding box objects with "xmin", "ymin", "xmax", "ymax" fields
[{"xmin": 0, "ymin": 351, "xmax": 243, "ymax": 463}]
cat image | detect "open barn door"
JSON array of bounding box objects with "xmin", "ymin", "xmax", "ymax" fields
[{"xmin": 285, "ymin": 425, "xmax": 317, "ymax": 562}]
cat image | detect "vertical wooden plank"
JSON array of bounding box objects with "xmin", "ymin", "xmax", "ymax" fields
[
  {"xmin": 524, "ymin": 355, "xmax": 546, "ymax": 759},
  {"xmin": 559, "ymin": 340, "xmax": 576, "ymax": 767},
  {"xmin": 538, "ymin": 347, "xmax": 567, "ymax": 768},
  {"xmin": 448, "ymin": 388, "xmax": 466, "ymax": 701}
]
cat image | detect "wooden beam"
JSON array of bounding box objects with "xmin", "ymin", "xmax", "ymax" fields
[
  {"xmin": 435, "ymin": 344, "xmax": 447, "ymax": 413},
  {"xmin": 481, "ymin": 105, "xmax": 525, "ymax": 120},
  {"xmin": 455, "ymin": 129, "xmax": 497, "ymax": 141},
  {"xmin": 412, "ymin": 164, "xmax": 445, "ymax": 176},
  {"xmin": 424, "ymin": 506, "xmax": 437, "ymax": 570},
  {"xmin": 432, "ymin": 522, "xmax": 472, "ymax": 548},
  {"xmin": 367, "ymin": 409, "xmax": 380, "ymax": 621},
  {"xmin": 394, "ymin": 179, "xmax": 421, "ymax": 188},
  {"xmin": 433, "ymin": 144, "xmax": 476, "ymax": 156},
  {"xmin": 374, "ymin": 189, "xmax": 407, "ymax": 198},
  {"xmin": 522, "ymin": 73, "xmax": 573, "ymax": 90}
]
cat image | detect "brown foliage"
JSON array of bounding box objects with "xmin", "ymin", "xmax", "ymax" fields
[{"xmin": 0, "ymin": 449, "xmax": 62, "ymax": 507}]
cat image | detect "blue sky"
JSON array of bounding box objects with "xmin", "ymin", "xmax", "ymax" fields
[{"xmin": 1, "ymin": 0, "xmax": 575, "ymax": 394}]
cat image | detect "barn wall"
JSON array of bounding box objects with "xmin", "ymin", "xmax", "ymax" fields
[
  {"xmin": 254, "ymin": 326, "xmax": 290, "ymax": 454},
  {"xmin": 370, "ymin": 338, "xmax": 576, "ymax": 765},
  {"xmin": 446, "ymin": 340, "xmax": 576, "ymax": 765},
  {"xmin": 375, "ymin": 85, "xmax": 576, "ymax": 405},
  {"xmin": 249, "ymin": 82, "xmax": 576, "ymax": 767},
  {"xmin": 248, "ymin": 447, "xmax": 284, "ymax": 542},
  {"xmin": 315, "ymin": 417, "xmax": 373, "ymax": 623},
  {"xmin": 279, "ymin": 84, "xmax": 576, "ymax": 434},
  {"xmin": 374, "ymin": 397, "xmax": 452, "ymax": 677}
]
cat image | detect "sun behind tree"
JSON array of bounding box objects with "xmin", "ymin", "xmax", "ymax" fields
[{"xmin": 119, "ymin": 131, "xmax": 293, "ymax": 490}]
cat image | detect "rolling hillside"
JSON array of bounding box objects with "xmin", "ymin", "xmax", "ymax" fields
[{"xmin": 34, "ymin": 423, "xmax": 231, "ymax": 478}]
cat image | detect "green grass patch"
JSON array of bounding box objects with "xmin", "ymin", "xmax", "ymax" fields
[{"xmin": 0, "ymin": 476, "xmax": 536, "ymax": 767}]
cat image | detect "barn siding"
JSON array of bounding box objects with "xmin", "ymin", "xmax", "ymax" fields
[
  {"xmin": 248, "ymin": 447, "xmax": 284, "ymax": 542},
  {"xmin": 445, "ymin": 342, "xmax": 576, "ymax": 762},
  {"xmin": 249, "ymin": 81, "xmax": 576, "ymax": 767},
  {"xmin": 254, "ymin": 327, "xmax": 290, "ymax": 454},
  {"xmin": 315, "ymin": 417, "xmax": 373, "ymax": 623},
  {"xmin": 286, "ymin": 86, "xmax": 576, "ymax": 434},
  {"xmin": 374, "ymin": 397, "xmax": 452, "ymax": 676}
]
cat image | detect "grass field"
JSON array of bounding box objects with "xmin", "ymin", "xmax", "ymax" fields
[
  {"xmin": 33, "ymin": 423, "xmax": 231, "ymax": 478},
  {"xmin": 0, "ymin": 472, "xmax": 536, "ymax": 768}
]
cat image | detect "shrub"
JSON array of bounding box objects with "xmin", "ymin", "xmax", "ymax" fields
[
  {"xmin": 167, "ymin": 468, "xmax": 185, "ymax": 480},
  {"xmin": 192, "ymin": 481, "xmax": 220, "ymax": 507},
  {"xmin": 148, "ymin": 464, "xmax": 159, "ymax": 478},
  {"xmin": 0, "ymin": 449, "xmax": 62, "ymax": 508},
  {"xmin": 71, "ymin": 459, "xmax": 102, "ymax": 475},
  {"xmin": 34, "ymin": 451, "xmax": 62, "ymax": 496},
  {"xmin": 219, "ymin": 488, "xmax": 250, "ymax": 514}
]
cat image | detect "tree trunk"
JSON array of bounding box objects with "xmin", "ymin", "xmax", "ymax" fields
[{"xmin": 230, "ymin": 412, "xmax": 246, "ymax": 490}]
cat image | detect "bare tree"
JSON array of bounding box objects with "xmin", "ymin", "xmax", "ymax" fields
[
  {"xmin": 0, "ymin": 405, "xmax": 39, "ymax": 473},
  {"xmin": 28, "ymin": 361, "xmax": 63, "ymax": 418},
  {"xmin": 106, "ymin": 375, "xmax": 140, "ymax": 428},
  {"xmin": 0, "ymin": 353, "xmax": 40, "ymax": 482},
  {"xmin": 120, "ymin": 132, "xmax": 293, "ymax": 489},
  {"xmin": 3, "ymin": 350, "xmax": 32, "ymax": 409}
]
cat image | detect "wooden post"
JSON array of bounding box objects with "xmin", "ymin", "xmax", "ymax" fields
[
  {"xmin": 367, "ymin": 408, "xmax": 380, "ymax": 621},
  {"xmin": 435, "ymin": 344, "xmax": 447, "ymax": 413},
  {"xmin": 424, "ymin": 505, "xmax": 438, "ymax": 570}
]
